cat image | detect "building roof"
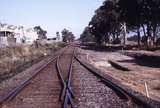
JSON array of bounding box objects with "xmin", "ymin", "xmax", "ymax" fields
[
  {"xmin": 0, "ymin": 31, "xmax": 14, "ymax": 33},
  {"xmin": 0, "ymin": 31, "xmax": 14, "ymax": 37}
]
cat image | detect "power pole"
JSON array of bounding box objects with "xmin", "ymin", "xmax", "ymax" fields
[
  {"xmin": 120, "ymin": 22, "xmax": 127, "ymax": 46},
  {"xmin": 56, "ymin": 31, "xmax": 60, "ymax": 41}
]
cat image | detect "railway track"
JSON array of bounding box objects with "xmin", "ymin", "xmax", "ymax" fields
[
  {"xmin": 74, "ymin": 47, "xmax": 154, "ymax": 108},
  {"xmin": 0, "ymin": 45, "xmax": 154, "ymax": 108},
  {"xmin": 0, "ymin": 46, "xmax": 77, "ymax": 108},
  {"xmin": 56, "ymin": 46, "xmax": 76, "ymax": 108},
  {"xmin": 0, "ymin": 56, "xmax": 61, "ymax": 108}
]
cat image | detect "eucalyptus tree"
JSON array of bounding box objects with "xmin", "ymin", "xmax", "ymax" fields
[
  {"xmin": 117, "ymin": 0, "xmax": 143, "ymax": 46},
  {"xmin": 26, "ymin": 28, "xmax": 33, "ymax": 32},
  {"xmin": 0, "ymin": 23, "xmax": 8, "ymax": 31},
  {"xmin": 80, "ymin": 26, "xmax": 95, "ymax": 42},
  {"xmin": 61, "ymin": 29, "xmax": 69, "ymax": 42},
  {"xmin": 145, "ymin": 0, "xmax": 160, "ymax": 45},
  {"xmin": 18, "ymin": 26, "xmax": 26, "ymax": 43},
  {"xmin": 89, "ymin": 0, "xmax": 120, "ymax": 45},
  {"xmin": 56, "ymin": 31, "xmax": 60, "ymax": 40},
  {"xmin": 118, "ymin": 0, "xmax": 160, "ymax": 46},
  {"xmin": 0, "ymin": 22, "xmax": 2, "ymax": 31},
  {"xmin": 83, "ymin": 0, "xmax": 160, "ymax": 47},
  {"xmin": 34, "ymin": 26, "xmax": 47, "ymax": 40},
  {"xmin": 61, "ymin": 29, "xmax": 75, "ymax": 43}
]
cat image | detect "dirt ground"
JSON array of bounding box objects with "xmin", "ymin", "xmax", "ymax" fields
[{"xmin": 78, "ymin": 47, "xmax": 160, "ymax": 102}]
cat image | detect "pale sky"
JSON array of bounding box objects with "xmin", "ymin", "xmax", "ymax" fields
[{"xmin": 0, "ymin": 0, "xmax": 103, "ymax": 38}]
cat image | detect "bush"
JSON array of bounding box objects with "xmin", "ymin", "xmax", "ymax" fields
[{"xmin": 0, "ymin": 43, "xmax": 66, "ymax": 83}]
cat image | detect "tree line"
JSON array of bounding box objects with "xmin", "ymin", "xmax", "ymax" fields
[
  {"xmin": 80, "ymin": 0, "xmax": 160, "ymax": 47},
  {"xmin": 34, "ymin": 26, "xmax": 75, "ymax": 43}
]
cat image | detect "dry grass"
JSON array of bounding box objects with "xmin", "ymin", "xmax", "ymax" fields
[{"xmin": 0, "ymin": 42, "xmax": 66, "ymax": 82}]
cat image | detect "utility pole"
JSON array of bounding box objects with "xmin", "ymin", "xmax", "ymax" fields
[
  {"xmin": 56, "ymin": 31, "xmax": 60, "ymax": 41},
  {"xmin": 18, "ymin": 26, "xmax": 26, "ymax": 43},
  {"xmin": 120, "ymin": 22, "xmax": 127, "ymax": 46},
  {"xmin": 123, "ymin": 22, "xmax": 127, "ymax": 45}
]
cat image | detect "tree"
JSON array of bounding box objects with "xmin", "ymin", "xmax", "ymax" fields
[
  {"xmin": 82, "ymin": 0, "xmax": 160, "ymax": 47},
  {"xmin": 118, "ymin": 0, "xmax": 160, "ymax": 46},
  {"xmin": 89, "ymin": 0, "xmax": 121, "ymax": 45},
  {"xmin": 0, "ymin": 22, "xmax": 8, "ymax": 31},
  {"xmin": 56, "ymin": 31, "xmax": 60, "ymax": 40},
  {"xmin": 61, "ymin": 29, "xmax": 75, "ymax": 43},
  {"xmin": 34, "ymin": 26, "xmax": 47, "ymax": 40},
  {"xmin": 80, "ymin": 26, "xmax": 95, "ymax": 42},
  {"xmin": 18, "ymin": 26, "xmax": 26, "ymax": 43}
]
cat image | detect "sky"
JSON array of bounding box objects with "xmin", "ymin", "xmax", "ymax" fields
[{"xmin": 0, "ymin": 0, "xmax": 104, "ymax": 38}]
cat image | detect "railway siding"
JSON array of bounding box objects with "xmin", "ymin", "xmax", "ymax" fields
[
  {"xmin": 72, "ymin": 60, "xmax": 140, "ymax": 108},
  {"xmin": 75, "ymin": 49, "xmax": 159, "ymax": 108}
]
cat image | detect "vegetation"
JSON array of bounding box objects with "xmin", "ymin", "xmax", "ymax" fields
[
  {"xmin": 81, "ymin": 0, "xmax": 160, "ymax": 47},
  {"xmin": 34, "ymin": 26, "xmax": 47, "ymax": 39},
  {"xmin": 56, "ymin": 31, "xmax": 60, "ymax": 41},
  {"xmin": 0, "ymin": 42, "xmax": 66, "ymax": 83},
  {"xmin": 80, "ymin": 26, "xmax": 95, "ymax": 42},
  {"xmin": 61, "ymin": 29, "xmax": 75, "ymax": 43}
]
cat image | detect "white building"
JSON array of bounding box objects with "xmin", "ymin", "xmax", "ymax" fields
[
  {"xmin": 0, "ymin": 30, "xmax": 16, "ymax": 47},
  {"xmin": 14, "ymin": 28, "xmax": 38, "ymax": 44},
  {"xmin": 0, "ymin": 23, "xmax": 38, "ymax": 46}
]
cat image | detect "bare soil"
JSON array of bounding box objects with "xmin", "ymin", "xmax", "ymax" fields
[
  {"xmin": 78, "ymin": 47, "xmax": 160, "ymax": 102},
  {"xmin": 72, "ymin": 61, "xmax": 141, "ymax": 108}
]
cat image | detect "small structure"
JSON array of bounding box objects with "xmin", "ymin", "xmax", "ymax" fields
[
  {"xmin": 36, "ymin": 37, "xmax": 58, "ymax": 45},
  {"xmin": 0, "ymin": 23, "xmax": 39, "ymax": 46},
  {"xmin": 0, "ymin": 31, "xmax": 16, "ymax": 47}
]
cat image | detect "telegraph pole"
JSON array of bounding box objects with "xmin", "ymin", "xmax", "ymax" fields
[
  {"xmin": 123, "ymin": 22, "xmax": 127, "ymax": 45},
  {"xmin": 121, "ymin": 22, "xmax": 127, "ymax": 46}
]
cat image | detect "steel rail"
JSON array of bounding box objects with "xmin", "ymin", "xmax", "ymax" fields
[
  {"xmin": 63, "ymin": 47, "xmax": 76, "ymax": 108},
  {"xmin": 56, "ymin": 47, "xmax": 76, "ymax": 108},
  {"xmin": 0, "ymin": 55, "xmax": 59, "ymax": 105},
  {"xmin": 0, "ymin": 46, "xmax": 69, "ymax": 105},
  {"xmin": 75, "ymin": 55, "xmax": 153, "ymax": 108},
  {"xmin": 56, "ymin": 56, "xmax": 67, "ymax": 101}
]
